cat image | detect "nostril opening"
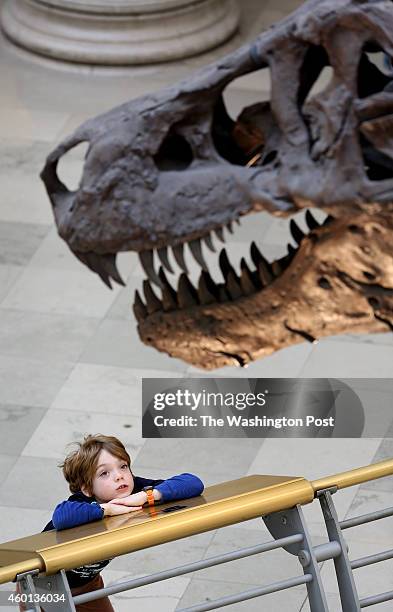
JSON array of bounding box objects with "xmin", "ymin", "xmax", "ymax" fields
[
  {"xmin": 363, "ymin": 270, "xmax": 376, "ymax": 280},
  {"xmin": 57, "ymin": 142, "xmax": 89, "ymax": 192},
  {"xmin": 154, "ymin": 130, "xmax": 193, "ymax": 171}
]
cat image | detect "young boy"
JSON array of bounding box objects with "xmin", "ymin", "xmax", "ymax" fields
[{"xmin": 43, "ymin": 434, "xmax": 204, "ymax": 612}]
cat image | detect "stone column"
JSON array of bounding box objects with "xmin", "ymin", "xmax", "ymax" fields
[{"xmin": 0, "ymin": 0, "xmax": 240, "ymax": 65}]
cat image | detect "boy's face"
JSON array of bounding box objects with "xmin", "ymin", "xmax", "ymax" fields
[{"xmin": 82, "ymin": 448, "xmax": 134, "ymax": 503}]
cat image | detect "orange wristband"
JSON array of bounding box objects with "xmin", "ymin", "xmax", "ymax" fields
[{"xmin": 144, "ymin": 488, "xmax": 155, "ymax": 506}]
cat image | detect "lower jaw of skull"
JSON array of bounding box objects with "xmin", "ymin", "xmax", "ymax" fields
[{"xmin": 134, "ymin": 212, "xmax": 393, "ymax": 370}]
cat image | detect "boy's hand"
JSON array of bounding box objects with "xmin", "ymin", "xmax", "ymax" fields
[
  {"xmin": 109, "ymin": 491, "xmax": 148, "ymax": 507},
  {"xmin": 100, "ymin": 501, "xmax": 142, "ymax": 517},
  {"xmin": 111, "ymin": 489, "xmax": 163, "ymax": 506}
]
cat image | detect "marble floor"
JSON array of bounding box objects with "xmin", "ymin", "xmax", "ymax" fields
[{"xmin": 0, "ymin": 0, "xmax": 392, "ymax": 610}]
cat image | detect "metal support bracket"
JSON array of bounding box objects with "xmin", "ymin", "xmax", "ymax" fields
[
  {"xmin": 318, "ymin": 489, "xmax": 361, "ymax": 612},
  {"xmin": 17, "ymin": 570, "xmax": 40, "ymax": 612},
  {"xmin": 263, "ymin": 505, "xmax": 329, "ymax": 612},
  {"xmin": 316, "ymin": 486, "xmax": 338, "ymax": 498},
  {"xmin": 19, "ymin": 570, "xmax": 76, "ymax": 612}
]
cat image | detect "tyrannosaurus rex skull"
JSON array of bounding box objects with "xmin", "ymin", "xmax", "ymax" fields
[{"xmin": 41, "ymin": 0, "xmax": 393, "ymax": 369}]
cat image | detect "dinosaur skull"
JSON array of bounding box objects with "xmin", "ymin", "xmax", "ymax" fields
[{"xmin": 41, "ymin": 0, "xmax": 393, "ymax": 369}]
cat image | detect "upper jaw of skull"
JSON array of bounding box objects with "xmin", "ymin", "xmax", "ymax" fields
[{"xmin": 41, "ymin": 0, "xmax": 393, "ymax": 294}]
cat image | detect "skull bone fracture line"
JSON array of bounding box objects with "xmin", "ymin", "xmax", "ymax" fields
[{"xmin": 41, "ymin": 0, "xmax": 393, "ymax": 370}]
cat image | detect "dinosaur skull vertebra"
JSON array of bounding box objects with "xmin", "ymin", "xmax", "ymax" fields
[{"xmin": 41, "ymin": 0, "xmax": 393, "ymax": 369}]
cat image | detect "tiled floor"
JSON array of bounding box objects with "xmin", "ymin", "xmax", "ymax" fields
[{"xmin": 0, "ymin": 0, "xmax": 392, "ymax": 610}]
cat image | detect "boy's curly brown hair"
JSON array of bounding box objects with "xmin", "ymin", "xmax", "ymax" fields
[{"xmin": 60, "ymin": 434, "xmax": 131, "ymax": 495}]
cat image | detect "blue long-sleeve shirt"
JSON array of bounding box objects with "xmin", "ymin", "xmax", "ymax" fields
[
  {"xmin": 47, "ymin": 473, "xmax": 204, "ymax": 531},
  {"xmin": 43, "ymin": 473, "xmax": 204, "ymax": 588}
]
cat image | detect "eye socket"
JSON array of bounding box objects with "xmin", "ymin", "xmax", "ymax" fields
[
  {"xmin": 99, "ymin": 470, "xmax": 109, "ymax": 478},
  {"xmin": 120, "ymin": 464, "xmax": 129, "ymax": 470}
]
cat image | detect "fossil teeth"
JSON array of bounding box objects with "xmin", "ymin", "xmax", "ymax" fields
[
  {"xmin": 73, "ymin": 251, "xmax": 88, "ymax": 268},
  {"xmin": 86, "ymin": 254, "xmax": 112, "ymax": 289},
  {"xmin": 278, "ymin": 252, "xmax": 293, "ymax": 270},
  {"xmin": 133, "ymin": 290, "xmax": 147, "ymax": 321},
  {"xmin": 219, "ymin": 286, "xmax": 229, "ymax": 302},
  {"xmin": 189, "ymin": 238, "xmax": 209, "ymax": 271},
  {"xmin": 198, "ymin": 271, "xmax": 219, "ymax": 304},
  {"xmin": 101, "ymin": 253, "xmax": 125, "ymax": 287},
  {"xmin": 219, "ymin": 250, "xmax": 243, "ymax": 299},
  {"xmin": 290, "ymin": 219, "xmax": 305, "ymax": 245},
  {"xmin": 240, "ymin": 258, "xmax": 257, "ymax": 295},
  {"xmin": 257, "ymin": 261, "xmax": 273, "ymax": 286},
  {"xmin": 177, "ymin": 273, "xmax": 199, "ymax": 308},
  {"xmin": 226, "ymin": 270, "xmax": 242, "ymax": 300},
  {"xmin": 250, "ymin": 241, "xmax": 268, "ymax": 267},
  {"xmin": 250, "ymin": 242, "xmax": 273, "ymax": 285},
  {"xmin": 159, "ymin": 267, "xmax": 177, "ymax": 311},
  {"xmin": 75, "ymin": 251, "xmax": 112, "ymax": 289},
  {"xmin": 287, "ymin": 243, "xmax": 297, "ymax": 256},
  {"xmin": 172, "ymin": 244, "xmax": 189, "ymax": 274},
  {"xmin": 305, "ymin": 209, "xmax": 320, "ymax": 230},
  {"xmin": 143, "ymin": 280, "xmax": 162, "ymax": 314},
  {"xmin": 219, "ymin": 248, "xmax": 236, "ymax": 281},
  {"xmin": 226, "ymin": 221, "xmax": 234, "ymax": 234},
  {"xmin": 158, "ymin": 247, "xmax": 174, "ymax": 274},
  {"xmin": 203, "ymin": 233, "xmax": 216, "ymax": 252},
  {"xmin": 139, "ymin": 250, "xmax": 162, "ymax": 288},
  {"xmin": 215, "ymin": 227, "xmax": 226, "ymax": 243},
  {"xmin": 271, "ymin": 260, "xmax": 283, "ymax": 277}
]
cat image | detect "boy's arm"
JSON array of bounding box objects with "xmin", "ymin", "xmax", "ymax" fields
[
  {"xmin": 53, "ymin": 499, "xmax": 142, "ymax": 528},
  {"xmin": 155, "ymin": 473, "xmax": 204, "ymax": 503},
  {"xmin": 52, "ymin": 500, "xmax": 103, "ymax": 530},
  {"xmin": 111, "ymin": 474, "xmax": 204, "ymax": 507}
]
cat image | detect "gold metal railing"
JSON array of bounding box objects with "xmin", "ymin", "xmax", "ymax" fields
[
  {"xmin": 0, "ymin": 457, "xmax": 392, "ymax": 586},
  {"xmin": 0, "ymin": 475, "xmax": 312, "ymax": 583},
  {"xmin": 311, "ymin": 458, "xmax": 393, "ymax": 493}
]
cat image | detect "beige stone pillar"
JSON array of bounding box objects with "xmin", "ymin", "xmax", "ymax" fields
[{"xmin": 0, "ymin": 0, "xmax": 240, "ymax": 65}]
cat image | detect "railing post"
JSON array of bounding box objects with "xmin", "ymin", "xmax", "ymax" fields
[
  {"xmin": 17, "ymin": 570, "xmax": 40, "ymax": 612},
  {"xmin": 318, "ymin": 489, "xmax": 361, "ymax": 612},
  {"xmin": 18, "ymin": 570, "xmax": 76, "ymax": 612},
  {"xmin": 263, "ymin": 505, "xmax": 329, "ymax": 611}
]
